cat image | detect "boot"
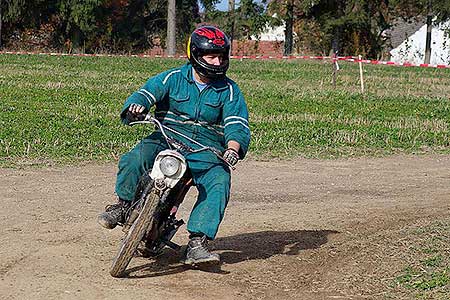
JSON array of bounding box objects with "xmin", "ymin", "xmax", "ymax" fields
[
  {"xmin": 183, "ymin": 235, "xmax": 220, "ymax": 265},
  {"xmin": 97, "ymin": 200, "xmax": 130, "ymax": 229}
]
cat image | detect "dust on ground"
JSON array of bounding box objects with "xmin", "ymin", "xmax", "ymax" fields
[{"xmin": 1, "ymin": 155, "xmax": 449, "ymax": 300}]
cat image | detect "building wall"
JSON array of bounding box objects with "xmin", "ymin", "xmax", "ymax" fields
[
  {"xmin": 143, "ymin": 24, "xmax": 287, "ymax": 57},
  {"xmin": 390, "ymin": 21, "xmax": 450, "ymax": 65},
  {"xmin": 144, "ymin": 40, "xmax": 285, "ymax": 57},
  {"xmin": 231, "ymin": 40, "xmax": 284, "ymax": 56}
]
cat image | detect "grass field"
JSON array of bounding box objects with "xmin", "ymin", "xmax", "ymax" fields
[{"xmin": 0, "ymin": 53, "xmax": 449, "ymax": 166}]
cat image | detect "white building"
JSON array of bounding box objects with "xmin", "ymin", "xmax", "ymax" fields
[
  {"xmin": 389, "ymin": 20, "xmax": 450, "ymax": 65},
  {"xmin": 251, "ymin": 23, "xmax": 286, "ymax": 41}
]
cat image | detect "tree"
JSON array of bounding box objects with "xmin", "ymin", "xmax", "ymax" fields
[
  {"xmin": 425, "ymin": 1, "xmax": 432, "ymax": 63},
  {"xmin": 234, "ymin": 0, "xmax": 270, "ymax": 40},
  {"xmin": 176, "ymin": 0, "xmax": 201, "ymax": 51},
  {"xmin": 167, "ymin": 0, "xmax": 176, "ymax": 55},
  {"xmin": 304, "ymin": 0, "xmax": 392, "ymax": 57},
  {"xmin": 56, "ymin": 0, "xmax": 102, "ymax": 51},
  {"xmin": 0, "ymin": 0, "xmax": 3, "ymax": 48},
  {"xmin": 266, "ymin": 0, "xmax": 393, "ymax": 57},
  {"xmin": 0, "ymin": 0, "xmax": 270, "ymax": 52},
  {"xmin": 267, "ymin": 0, "xmax": 297, "ymax": 54},
  {"xmin": 0, "ymin": 0, "xmax": 59, "ymax": 49},
  {"xmin": 201, "ymin": 0, "xmax": 269, "ymax": 42},
  {"xmin": 228, "ymin": 0, "xmax": 235, "ymax": 49},
  {"xmin": 284, "ymin": 0, "xmax": 294, "ymax": 55}
]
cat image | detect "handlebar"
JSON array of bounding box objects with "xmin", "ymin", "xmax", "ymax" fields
[{"xmin": 129, "ymin": 114, "xmax": 235, "ymax": 170}]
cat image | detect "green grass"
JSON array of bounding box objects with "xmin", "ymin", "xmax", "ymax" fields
[
  {"xmin": 1, "ymin": 54, "xmax": 449, "ymax": 166},
  {"xmin": 393, "ymin": 220, "xmax": 450, "ymax": 299}
]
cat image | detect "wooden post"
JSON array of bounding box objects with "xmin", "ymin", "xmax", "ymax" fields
[
  {"xmin": 332, "ymin": 52, "xmax": 337, "ymax": 89},
  {"xmin": 359, "ymin": 55, "xmax": 365, "ymax": 94}
]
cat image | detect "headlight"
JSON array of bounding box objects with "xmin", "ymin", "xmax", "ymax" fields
[{"xmin": 160, "ymin": 156, "xmax": 181, "ymax": 177}]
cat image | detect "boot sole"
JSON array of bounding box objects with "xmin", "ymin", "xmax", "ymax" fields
[{"xmin": 183, "ymin": 257, "xmax": 220, "ymax": 266}]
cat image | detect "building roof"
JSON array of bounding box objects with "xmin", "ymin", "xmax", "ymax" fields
[{"xmin": 385, "ymin": 17, "xmax": 426, "ymax": 49}]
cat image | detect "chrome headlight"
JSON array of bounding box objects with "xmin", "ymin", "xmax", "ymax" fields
[{"xmin": 159, "ymin": 156, "xmax": 181, "ymax": 177}]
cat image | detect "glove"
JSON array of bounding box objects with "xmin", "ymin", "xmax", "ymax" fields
[
  {"xmin": 129, "ymin": 103, "xmax": 145, "ymax": 114},
  {"xmin": 223, "ymin": 148, "xmax": 239, "ymax": 166},
  {"xmin": 124, "ymin": 104, "xmax": 146, "ymax": 123}
]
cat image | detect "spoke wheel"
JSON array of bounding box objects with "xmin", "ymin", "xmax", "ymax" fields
[{"xmin": 110, "ymin": 189, "xmax": 160, "ymax": 277}]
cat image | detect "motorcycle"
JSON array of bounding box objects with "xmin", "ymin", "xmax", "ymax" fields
[{"xmin": 109, "ymin": 114, "xmax": 233, "ymax": 278}]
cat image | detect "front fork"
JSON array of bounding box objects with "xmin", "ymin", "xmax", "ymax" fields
[
  {"xmin": 122, "ymin": 175, "xmax": 194, "ymax": 255},
  {"xmin": 143, "ymin": 177, "xmax": 194, "ymax": 254}
]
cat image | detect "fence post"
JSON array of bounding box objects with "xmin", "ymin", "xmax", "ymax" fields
[
  {"xmin": 359, "ymin": 55, "xmax": 365, "ymax": 94},
  {"xmin": 332, "ymin": 52, "xmax": 337, "ymax": 89}
]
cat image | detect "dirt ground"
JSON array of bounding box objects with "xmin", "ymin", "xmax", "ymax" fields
[{"xmin": 0, "ymin": 155, "xmax": 449, "ymax": 300}]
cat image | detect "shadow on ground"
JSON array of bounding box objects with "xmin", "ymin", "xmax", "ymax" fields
[
  {"xmin": 214, "ymin": 229, "xmax": 339, "ymax": 263},
  {"xmin": 125, "ymin": 229, "xmax": 339, "ymax": 278}
]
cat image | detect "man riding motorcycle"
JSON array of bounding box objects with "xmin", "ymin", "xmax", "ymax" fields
[{"xmin": 98, "ymin": 25, "xmax": 251, "ymax": 265}]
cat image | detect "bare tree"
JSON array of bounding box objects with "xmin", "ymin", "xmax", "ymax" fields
[{"xmin": 167, "ymin": 0, "xmax": 176, "ymax": 56}]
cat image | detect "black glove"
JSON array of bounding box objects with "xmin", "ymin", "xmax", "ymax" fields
[
  {"xmin": 223, "ymin": 148, "xmax": 239, "ymax": 166},
  {"xmin": 124, "ymin": 104, "xmax": 146, "ymax": 123}
]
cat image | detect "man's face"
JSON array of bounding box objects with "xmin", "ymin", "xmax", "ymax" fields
[{"xmin": 202, "ymin": 53, "xmax": 224, "ymax": 66}]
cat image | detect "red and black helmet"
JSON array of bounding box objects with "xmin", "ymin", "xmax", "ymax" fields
[{"xmin": 187, "ymin": 25, "xmax": 231, "ymax": 80}]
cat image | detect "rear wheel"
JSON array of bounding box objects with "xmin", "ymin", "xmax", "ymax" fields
[{"xmin": 110, "ymin": 189, "xmax": 160, "ymax": 277}]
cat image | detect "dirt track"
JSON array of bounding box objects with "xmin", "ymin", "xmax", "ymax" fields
[{"xmin": 1, "ymin": 155, "xmax": 449, "ymax": 300}]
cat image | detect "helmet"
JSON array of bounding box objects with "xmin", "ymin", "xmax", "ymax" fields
[{"xmin": 187, "ymin": 25, "xmax": 230, "ymax": 80}]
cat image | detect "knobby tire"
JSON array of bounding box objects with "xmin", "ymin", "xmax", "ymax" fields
[{"xmin": 110, "ymin": 189, "xmax": 160, "ymax": 277}]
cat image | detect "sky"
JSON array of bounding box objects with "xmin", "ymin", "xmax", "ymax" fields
[
  {"xmin": 199, "ymin": 0, "xmax": 264, "ymax": 12},
  {"xmin": 215, "ymin": 0, "xmax": 234, "ymax": 11},
  {"xmin": 197, "ymin": 0, "xmax": 240, "ymax": 13},
  {"xmin": 215, "ymin": 0, "xmax": 265, "ymax": 11}
]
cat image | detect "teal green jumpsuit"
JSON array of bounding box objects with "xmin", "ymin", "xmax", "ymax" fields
[{"xmin": 115, "ymin": 63, "xmax": 251, "ymax": 239}]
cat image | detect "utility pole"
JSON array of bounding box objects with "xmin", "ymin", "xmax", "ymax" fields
[
  {"xmin": 424, "ymin": 0, "xmax": 432, "ymax": 64},
  {"xmin": 228, "ymin": 0, "xmax": 235, "ymax": 54},
  {"xmin": 167, "ymin": 0, "xmax": 176, "ymax": 56}
]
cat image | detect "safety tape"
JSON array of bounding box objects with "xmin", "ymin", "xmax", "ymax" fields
[
  {"xmin": 1, "ymin": 51, "xmax": 449, "ymax": 69},
  {"xmin": 231, "ymin": 54, "xmax": 450, "ymax": 69}
]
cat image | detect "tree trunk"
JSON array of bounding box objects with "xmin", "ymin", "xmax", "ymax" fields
[
  {"xmin": 284, "ymin": 0, "xmax": 294, "ymax": 56},
  {"xmin": 424, "ymin": 14, "xmax": 432, "ymax": 64},
  {"xmin": 71, "ymin": 27, "xmax": 82, "ymax": 52},
  {"xmin": 228, "ymin": 0, "xmax": 235, "ymax": 54},
  {"xmin": 0, "ymin": 0, "xmax": 3, "ymax": 49},
  {"xmin": 329, "ymin": 0, "xmax": 344, "ymax": 56},
  {"xmin": 330, "ymin": 29, "xmax": 341, "ymax": 56},
  {"xmin": 167, "ymin": 0, "xmax": 176, "ymax": 56}
]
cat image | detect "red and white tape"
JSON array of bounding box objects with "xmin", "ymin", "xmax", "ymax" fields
[
  {"xmin": 231, "ymin": 54, "xmax": 450, "ymax": 69},
  {"xmin": 335, "ymin": 56, "xmax": 450, "ymax": 69},
  {"xmin": 0, "ymin": 51, "xmax": 187, "ymax": 59},
  {"xmin": 1, "ymin": 51, "xmax": 449, "ymax": 69}
]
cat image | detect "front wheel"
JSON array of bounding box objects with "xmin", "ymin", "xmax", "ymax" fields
[{"xmin": 110, "ymin": 189, "xmax": 160, "ymax": 277}]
